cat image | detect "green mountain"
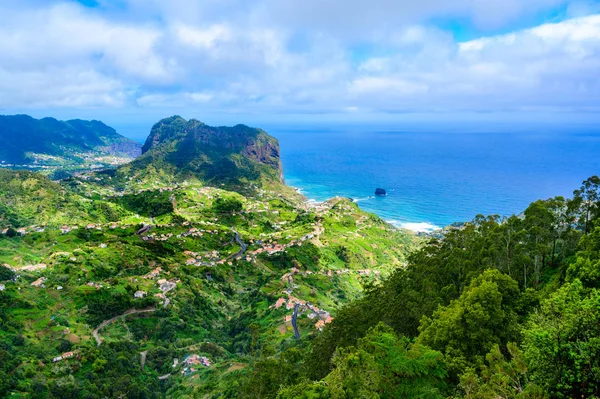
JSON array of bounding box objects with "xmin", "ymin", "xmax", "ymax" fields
[
  {"xmin": 1, "ymin": 115, "xmax": 599, "ymax": 399},
  {"xmin": 117, "ymin": 116, "xmax": 283, "ymax": 192},
  {"xmin": 0, "ymin": 115, "xmax": 141, "ymax": 178}
]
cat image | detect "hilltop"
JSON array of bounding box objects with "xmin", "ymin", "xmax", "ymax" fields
[
  {"xmin": 0, "ymin": 115, "xmax": 141, "ymax": 178},
  {"xmin": 115, "ymin": 116, "xmax": 284, "ymax": 193}
]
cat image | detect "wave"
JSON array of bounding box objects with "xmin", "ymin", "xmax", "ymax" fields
[
  {"xmin": 352, "ymin": 196, "xmax": 375, "ymax": 203},
  {"xmin": 387, "ymin": 220, "xmax": 442, "ymax": 233}
]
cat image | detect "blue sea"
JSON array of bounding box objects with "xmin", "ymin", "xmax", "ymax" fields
[{"xmin": 271, "ymin": 125, "xmax": 600, "ymax": 232}]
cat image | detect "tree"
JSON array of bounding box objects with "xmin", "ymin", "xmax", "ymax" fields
[
  {"xmin": 277, "ymin": 381, "xmax": 331, "ymax": 399},
  {"xmin": 571, "ymin": 175, "xmax": 600, "ymax": 234},
  {"xmin": 492, "ymin": 216, "xmax": 525, "ymax": 278},
  {"xmin": 459, "ymin": 343, "xmax": 546, "ymax": 399},
  {"xmin": 565, "ymin": 226, "xmax": 600, "ymax": 288},
  {"xmin": 522, "ymin": 280, "xmax": 600, "ymax": 398},
  {"xmin": 0, "ymin": 265, "xmax": 14, "ymax": 281},
  {"xmin": 523, "ymin": 201, "xmax": 554, "ymax": 288},
  {"xmin": 241, "ymin": 348, "xmax": 304, "ymax": 399},
  {"xmin": 288, "ymin": 324, "xmax": 446, "ymax": 399},
  {"xmin": 418, "ymin": 270, "xmax": 521, "ymax": 378},
  {"xmin": 213, "ymin": 196, "xmax": 243, "ymax": 214},
  {"xmin": 5, "ymin": 227, "xmax": 17, "ymax": 238}
]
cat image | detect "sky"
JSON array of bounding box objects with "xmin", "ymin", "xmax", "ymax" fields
[{"xmin": 0, "ymin": 0, "xmax": 599, "ymax": 138}]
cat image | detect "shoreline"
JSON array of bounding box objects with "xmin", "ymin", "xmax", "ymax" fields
[{"xmin": 290, "ymin": 184, "xmax": 443, "ymax": 234}]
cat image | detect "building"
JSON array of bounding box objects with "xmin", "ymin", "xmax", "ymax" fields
[
  {"xmin": 144, "ymin": 267, "xmax": 162, "ymax": 279},
  {"xmin": 31, "ymin": 277, "xmax": 46, "ymax": 287},
  {"xmin": 183, "ymin": 354, "xmax": 212, "ymax": 368},
  {"xmin": 53, "ymin": 351, "xmax": 75, "ymax": 363},
  {"xmin": 0, "ymin": 284, "xmax": 5, "ymax": 291},
  {"xmin": 134, "ymin": 291, "xmax": 147, "ymax": 298},
  {"xmin": 273, "ymin": 298, "xmax": 286, "ymax": 309}
]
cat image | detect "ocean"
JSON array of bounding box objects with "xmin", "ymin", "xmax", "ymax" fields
[{"xmin": 271, "ymin": 125, "xmax": 600, "ymax": 232}]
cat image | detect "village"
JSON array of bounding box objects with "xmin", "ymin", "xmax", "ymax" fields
[{"xmin": 0, "ymin": 178, "xmax": 405, "ymax": 389}]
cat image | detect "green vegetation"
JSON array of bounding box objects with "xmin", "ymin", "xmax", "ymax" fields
[
  {"xmin": 117, "ymin": 116, "xmax": 286, "ymax": 194},
  {"xmin": 1, "ymin": 115, "xmax": 599, "ymax": 398},
  {"xmin": 0, "ymin": 164, "xmax": 414, "ymax": 398},
  {"xmin": 0, "ymin": 169, "xmax": 135, "ymax": 228},
  {"xmin": 279, "ymin": 324, "xmax": 447, "ymax": 399},
  {"xmin": 264, "ymin": 175, "xmax": 600, "ymax": 399},
  {"xmin": 0, "ymin": 115, "xmax": 140, "ymax": 178}
]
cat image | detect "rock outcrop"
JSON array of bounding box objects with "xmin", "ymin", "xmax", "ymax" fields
[{"xmin": 128, "ymin": 116, "xmax": 284, "ymax": 189}]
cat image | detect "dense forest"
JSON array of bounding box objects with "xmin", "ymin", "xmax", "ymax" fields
[{"xmin": 240, "ymin": 175, "xmax": 600, "ymax": 399}]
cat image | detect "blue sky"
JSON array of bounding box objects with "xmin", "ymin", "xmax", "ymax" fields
[{"xmin": 0, "ymin": 0, "xmax": 599, "ymax": 137}]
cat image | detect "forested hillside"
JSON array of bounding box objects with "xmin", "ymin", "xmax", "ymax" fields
[
  {"xmin": 117, "ymin": 116, "xmax": 284, "ymax": 193},
  {"xmin": 257, "ymin": 175, "xmax": 600, "ymax": 399},
  {"xmin": 0, "ymin": 115, "xmax": 141, "ymax": 178},
  {"xmin": 1, "ymin": 115, "xmax": 599, "ymax": 398}
]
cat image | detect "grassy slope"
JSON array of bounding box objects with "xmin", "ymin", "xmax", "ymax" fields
[
  {"xmin": 0, "ymin": 174, "xmax": 419, "ymax": 398},
  {"xmin": 0, "ymin": 170, "xmax": 137, "ymax": 229}
]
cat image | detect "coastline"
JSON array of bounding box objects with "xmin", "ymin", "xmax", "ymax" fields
[{"xmin": 290, "ymin": 184, "xmax": 443, "ymax": 234}]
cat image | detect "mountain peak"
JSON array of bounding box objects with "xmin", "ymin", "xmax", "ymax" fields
[{"xmin": 130, "ymin": 117, "xmax": 283, "ymax": 191}]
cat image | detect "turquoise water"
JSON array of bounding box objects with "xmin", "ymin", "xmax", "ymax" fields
[{"xmin": 272, "ymin": 126, "xmax": 600, "ymax": 231}]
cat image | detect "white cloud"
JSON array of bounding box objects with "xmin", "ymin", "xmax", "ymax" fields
[
  {"xmin": 0, "ymin": 67, "xmax": 125, "ymax": 108},
  {"xmin": 0, "ymin": 0, "xmax": 599, "ymax": 117},
  {"xmin": 175, "ymin": 24, "xmax": 231, "ymax": 48}
]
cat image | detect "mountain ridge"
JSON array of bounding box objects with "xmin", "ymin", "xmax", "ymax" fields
[
  {"xmin": 119, "ymin": 116, "xmax": 284, "ymax": 192},
  {"xmin": 0, "ymin": 114, "xmax": 141, "ymax": 178}
]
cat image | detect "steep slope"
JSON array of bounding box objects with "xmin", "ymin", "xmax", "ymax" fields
[
  {"xmin": 0, "ymin": 115, "xmax": 141, "ymax": 177},
  {"xmin": 0, "ymin": 116, "xmax": 422, "ymax": 398},
  {"xmin": 118, "ymin": 116, "xmax": 283, "ymax": 191},
  {"xmin": 0, "ymin": 176, "xmax": 416, "ymax": 398},
  {"xmin": 0, "ymin": 169, "xmax": 134, "ymax": 228}
]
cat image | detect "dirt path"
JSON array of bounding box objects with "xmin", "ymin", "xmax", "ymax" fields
[{"xmin": 93, "ymin": 307, "xmax": 157, "ymax": 346}]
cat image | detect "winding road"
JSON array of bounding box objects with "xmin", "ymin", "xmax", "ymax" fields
[
  {"xmin": 292, "ymin": 303, "xmax": 300, "ymax": 339},
  {"xmin": 227, "ymin": 230, "xmax": 248, "ymax": 260},
  {"xmin": 93, "ymin": 307, "xmax": 157, "ymax": 346}
]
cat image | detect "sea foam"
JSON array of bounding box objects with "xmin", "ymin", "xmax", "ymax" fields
[{"xmin": 388, "ymin": 221, "xmax": 442, "ymax": 233}]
